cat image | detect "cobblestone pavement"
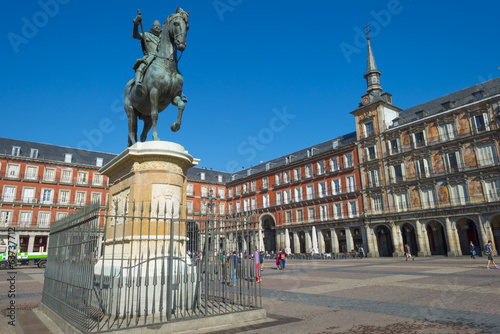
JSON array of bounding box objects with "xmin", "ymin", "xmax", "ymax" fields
[{"xmin": 1, "ymin": 257, "xmax": 500, "ymax": 333}]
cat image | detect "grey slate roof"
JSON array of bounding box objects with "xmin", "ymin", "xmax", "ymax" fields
[
  {"xmin": 0, "ymin": 137, "xmax": 116, "ymax": 168},
  {"xmin": 398, "ymin": 76, "xmax": 500, "ymax": 125},
  {"xmin": 186, "ymin": 167, "xmax": 231, "ymax": 184}
]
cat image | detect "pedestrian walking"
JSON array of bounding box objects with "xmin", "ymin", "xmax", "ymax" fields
[
  {"xmin": 259, "ymin": 251, "xmax": 264, "ymax": 273},
  {"xmin": 276, "ymin": 251, "xmax": 281, "ymax": 270},
  {"xmin": 254, "ymin": 247, "xmax": 260, "ymax": 282},
  {"xmin": 230, "ymin": 251, "xmax": 237, "ymax": 286},
  {"xmin": 404, "ymin": 244, "xmax": 414, "ymax": 261},
  {"xmin": 470, "ymin": 241, "xmax": 476, "ymax": 259},
  {"xmin": 280, "ymin": 249, "xmax": 286, "ymax": 270},
  {"xmin": 485, "ymin": 240, "xmax": 499, "ymax": 269}
]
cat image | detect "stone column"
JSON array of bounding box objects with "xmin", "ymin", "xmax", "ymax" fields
[
  {"xmin": 478, "ymin": 216, "xmax": 496, "ymax": 253},
  {"xmin": 391, "ymin": 222, "xmax": 404, "ymax": 257},
  {"xmin": 415, "ymin": 220, "xmax": 431, "ymax": 257},
  {"xmin": 318, "ymin": 229, "xmax": 325, "ymax": 254},
  {"xmin": 293, "ymin": 232, "xmax": 300, "ymax": 253},
  {"xmin": 305, "ymin": 230, "xmax": 312, "ymax": 253},
  {"xmin": 345, "ymin": 227, "xmax": 354, "ymax": 252},
  {"xmin": 445, "ymin": 217, "xmax": 462, "ymax": 257},
  {"xmin": 330, "ymin": 228, "xmax": 339, "ymax": 254},
  {"xmin": 364, "ymin": 224, "xmax": 379, "ymax": 257}
]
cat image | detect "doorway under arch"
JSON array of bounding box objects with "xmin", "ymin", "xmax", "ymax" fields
[
  {"xmin": 456, "ymin": 218, "xmax": 481, "ymax": 255},
  {"xmin": 261, "ymin": 215, "xmax": 276, "ymax": 253},
  {"xmin": 491, "ymin": 215, "xmax": 500, "ymax": 252},
  {"xmin": 401, "ymin": 223, "xmax": 418, "ymax": 256},
  {"xmin": 426, "ymin": 221, "xmax": 447, "ymax": 255},
  {"xmin": 375, "ymin": 225, "xmax": 393, "ymax": 257}
]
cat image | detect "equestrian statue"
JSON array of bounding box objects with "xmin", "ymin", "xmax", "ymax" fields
[{"xmin": 124, "ymin": 8, "xmax": 190, "ymax": 147}]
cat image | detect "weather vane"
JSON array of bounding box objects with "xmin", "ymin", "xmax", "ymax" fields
[{"xmin": 364, "ymin": 22, "xmax": 371, "ymax": 40}]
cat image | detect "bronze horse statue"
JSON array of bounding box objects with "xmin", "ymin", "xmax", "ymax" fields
[{"xmin": 124, "ymin": 8, "xmax": 189, "ymax": 146}]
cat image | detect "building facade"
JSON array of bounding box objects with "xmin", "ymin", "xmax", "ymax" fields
[
  {"xmin": 1, "ymin": 39, "xmax": 499, "ymax": 257},
  {"xmin": 0, "ymin": 138, "xmax": 115, "ymax": 253}
]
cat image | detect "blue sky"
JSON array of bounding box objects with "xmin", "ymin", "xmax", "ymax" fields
[{"xmin": 2, "ymin": 0, "xmax": 499, "ymax": 172}]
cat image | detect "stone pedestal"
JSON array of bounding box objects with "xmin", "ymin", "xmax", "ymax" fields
[{"xmin": 96, "ymin": 141, "xmax": 199, "ymax": 313}]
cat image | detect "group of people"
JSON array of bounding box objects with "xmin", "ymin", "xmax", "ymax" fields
[{"xmin": 276, "ymin": 249, "xmax": 287, "ymax": 270}]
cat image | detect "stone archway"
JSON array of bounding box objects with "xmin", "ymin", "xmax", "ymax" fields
[
  {"xmin": 323, "ymin": 230, "xmax": 332, "ymax": 253},
  {"xmin": 375, "ymin": 225, "xmax": 393, "ymax": 257},
  {"xmin": 456, "ymin": 218, "xmax": 481, "ymax": 256},
  {"xmin": 260, "ymin": 214, "xmax": 276, "ymax": 253},
  {"xmin": 401, "ymin": 223, "xmax": 418, "ymax": 256},
  {"xmin": 426, "ymin": 221, "xmax": 447, "ymax": 255}
]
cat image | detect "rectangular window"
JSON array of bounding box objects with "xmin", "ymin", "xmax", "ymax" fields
[
  {"xmin": 235, "ymin": 185, "xmax": 241, "ymax": 196},
  {"xmin": 275, "ymin": 173, "xmax": 281, "ymax": 186},
  {"xmin": 344, "ymin": 153, "xmax": 354, "ymax": 168},
  {"xmin": 415, "ymin": 159, "xmax": 430, "ymax": 178},
  {"xmin": 485, "ymin": 179, "xmax": 500, "ymax": 202},
  {"xmin": 186, "ymin": 201, "xmax": 193, "ymax": 214},
  {"xmin": 44, "ymin": 168, "xmax": 56, "ymax": 182},
  {"xmin": 318, "ymin": 182, "xmax": 328, "ymax": 198},
  {"xmin": 368, "ymin": 170, "xmax": 380, "ymax": 187},
  {"xmin": 285, "ymin": 210, "xmax": 292, "ymax": 223},
  {"xmin": 228, "ymin": 187, "xmax": 233, "ymax": 198},
  {"xmin": 263, "ymin": 194, "xmax": 269, "ymax": 208},
  {"xmin": 200, "ymin": 172, "xmax": 205, "ymax": 180},
  {"xmin": 227, "ymin": 202, "xmax": 232, "ymax": 214},
  {"xmin": 365, "ymin": 121, "xmax": 375, "ymax": 137},
  {"xmin": 439, "ymin": 123, "xmax": 456, "ymax": 142},
  {"xmin": 304, "ymin": 164, "xmax": 312, "ymax": 178},
  {"xmin": 294, "ymin": 187, "xmax": 302, "ymax": 202},
  {"xmin": 421, "ymin": 188, "xmax": 436, "ymax": 208},
  {"xmin": 308, "ymin": 207, "xmax": 315, "ymax": 222},
  {"xmin": 306, "ymin": 184, "xmax": 314, "ymax": 200},
  {"xmin": 92, "ymin": 174, "xmax": 103, "ymax": 186},
  {"xmin": 25, "ymin": 166, "xmax": 38, "ymax": 180},
  {"xmin": 251, "ymin": 197, "xmax": 256, "ymax": 210},
  {"xmin": 243, "ymin": 198, "xmax": 250, "ymax": 211},
  {"xmin": 296, "ymin": 209, "xmax": 303, "ymax": 222},
  {"xmin": 329, "ymin": 157, "xmax": 339, "ymax": 172},
  {"xmin": 446, "ymin": 152, "xmax": 460, "ymax": 172},
  {"xmin": 262, "ymin": 177, "xmax": 268, "ymax": 189},
  {"xmin": 210, "ymin": 186, "xmax": 216, "ymax": 197},
  {"xmin": 61, "ymin": 169, "xmax": 73, "ymax": 183},
  {"xmin": 219, "ymin": 203, "xmax": 225, "ymax": 215},
  {"xmin": 6, "ymin": 164, "xmax": 20, "ymax": 178},
  {"xmin": 333, "ymin": 203, "xmax": 343, "ymax": 219},
  {"xmin": 413, "ymin": 132, "xmax": 425, "ymax": 148},
  {"xmin": 75, "ymin": 191, "xmax": 86, "ymax": 206},
  {"xmin": 395, "ymin": 192, "xmax": 409, "ymax": 211},
  {"xmin": 64, "ymin": 153, "xmax": 72, "ymax": 163},
  {"xmin": 276, "ymin": 191, "xmax": 282, "ymax": 205},
  {"xmin": 265, "ymin": 163, "xmax": 270, "ymax": 171},
  {"xmin": 392, "ymin": 164, "xmax": 404, "ymax": 183},
  {"xmin": 476, "ymin": 144, "xmax": 496, "ymax": 167},
  {"xmin": 348, "ymin": 200, "xmax": 358, "ymax": 217},
  {"xmin": 218, "ymin": 175, "xmax": 223, "ymax": 182},
  {"xmin": 367, "ymin": 146, "xmax": 376, "ymax": 160},
  {"xmin": 187, "ymin": 184, "xmax": 193, "ymax": 196},
  {"xmin": 2, "ymin": 186, "xmax": 16, "ymax": 202},
  {"xmin": 19, "ymin": 211, "xmax": 32, "ymax": 226},
  {"xmin": 77, "ymin": 171, "xmax": 88, "ymax": 185},
  {"xmin": 389, "ymin": 139, "xmax": 399, "ymax": 154},
  {"xmin": 56, "ymin": 212, "xmax": 68, "ymax": 220},
  {"xmin": 283, "ymin": 171, "xmax": 290, "ymax": 184},
  {"xmin": 474, "ymin": 114, "xmax": 487, "ymax": 133},
  {"xmin": 22, "ymin": 187, "xmax": 35, "ymax": 203},
  {"xmin": 251, "ymin": 180, "xmax": 256, "ymax": 192},
  {"xmin": 316, "ymin": 161, "xmax": 325, "ymax": 175},
  {"xmin": 319, "ymin": 204, "xmax": 328, "ymax": 221},
  {"xmin": 284, "ymin": 189, "xmax": 291, "ymax": 204},
  {"xmin": 218, "ymin": 187, "xmax": 225, "ymax": 199},
  {"xmin": 12, "ymin": 146, "xmax": 20, "ymax": 156},
  {"xmin": 91, "ymin": 192, "xmax": 102, "ymax": 205},
  {"xmin": 346, "ymin": 175, "xmax": 356, "ymax": 192},
  {"xmin": 38, "ymin": 212, "xmax": 51, "ymax": 226},
  {"xmin": 59, "ymin": 190, "xmax": 70, "ymax": 204},
  {"xmin": 30, "ymin": 149, "xmax": 38, "ymax": 159},
  {"xmin": 41, "ymin": 189, "xmax": 54, "ymax": 204},
  {"xmin": 200, "ymin": 202, "xmax": 207, "ymax": 214},
  {"xmin": 331, "ymin": 178, "xmax": 341, "ymax": 195},
  {"xmin": 242, "ymin": 183, "xmax": 248, "ymax": 194},
  {"xmin": 1, "ymin": 211, "xmax": 12, "ymax": 226},
  {"xmin": 371, "ymin": 196, "xmax": 383, "ymax": 213},
  {"xmin": 201, "ymin": 186, "xmax": 208, "ymax": 198},
  {"xmin": 450, "ymin": 183, "xmax": 468, "ymax": 205},
  {"xmin": 96, "ymin": 157, "xmax": 103, "ymax": 167},
  {"xmin": 293, "ymin": 168, "xmax": 301, "ymax": 181}
]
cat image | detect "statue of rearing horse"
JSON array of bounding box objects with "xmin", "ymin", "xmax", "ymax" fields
[{"xmin": 124, "ymin": 8, "xmax": 190, "ymax": 147}]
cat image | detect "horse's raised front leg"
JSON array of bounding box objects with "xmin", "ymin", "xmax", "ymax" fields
[
  {"xmin": 171, "ymin": 95, "xmax": 185, "ymax": 132},
  {"xmin": 125, "ymin": 101, "xmax": 137, "ymax": 147},
  {"xmin": 149, "ymin": 87, "xmax": 160, "ymax": 141}
]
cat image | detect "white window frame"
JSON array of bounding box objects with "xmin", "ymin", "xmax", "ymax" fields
[
  {"xmin": 38, "ymin": 212, "xmax": 51, "ymax": 227},
  {"xmin": 390, "ymin": 163, "xmax": 405, "ymax": 183},
  {"xmin": 438, "ymin": 122, "xmax": 456, "ymax": 142},
  {"xmin": 296, "ymin": 208, "xmax": 303, "ymax": 222},
  {"xmin": 318, "ymin": 181, "xmax": 328, "ymax": 198},
  {"xmin": 445, "ymin": 151, "xmax": 462, "ymax": 172},
  {"xmin": 228, "ymin": 187, "xmax": 233, "ymax": 198},
  {"xmin": 200, "ymin": 172, "xmax": 205, "ymax": 180},
  {"xmin": 421, "ymin": 188, "xmax": 436, "ymax": 209},
  {"xmin": 2, "ymin": 185, "xmax": 16, "ymax": 202},
  {"xmin": 284, "ymin": 189, "xmax": 291, "ymax": 204},
  {"xmin": 412, "ymin": 130, "xmax": 427, "ymax": 148},
  {"xmin": 389, "ymin": 138, "xmax": 400, "ymax": 155},
  {"xmin": 366, "ymin": 145, "xmax": 377, "ymax": 161},
  {"xmin": 476, "ymin": 143, "xmax": 497, "ymax": 167},
  {"xmin": 92, "ymin": 173, "xmax": 103, "ymax": 186},
  {"xmin": 346, "ymin": 175, "xmax": 356, "ymax": 193},
  {"xmin": 22, "ymin": 187, "xmax": 36, "ymax": 203},
  {"xmin": 91, "ymin": 192, "xmax": 102, "ymax": 205},
  {"xmin": 344, "ymin": 153, "xmax": 354, "ymax": 168},
  {"xmin": 285, "ymin": 210, "xmax": 292, "ymax": 223},
  {"xmin": 44, "ymin": 167, "xmax": 56, "ymax": 182},
  {"xmin": 316, "ymin": 161, "xmax": 325, "ymax": 176},
  {"xmin": 6, "ymin": 163, "xmax": 20, "ymax": 178},
  {"xmin": 275, "ymin": 173, "xmax": 281, "ymax": 186},
  {"xmin": 276, "ymin": 191, "xmax": 282, "ymax": 205},
  {"xmin": 293, "ymin": 168, "xmax": 301, "ymax": 181},
  {"xmin": 96, "ymin": 157, "xmax": 103, "ymax": 167},
  {"xmin": 306, "ymin": 184, "xmax": 314, "ymax": 200},
  {"xmin": 319, "ymin": 204, "xmax": 328, "ymax": 221},
  {"xmin": 77, "ymin": 171, "xmax": 89, "ymax": 185},
  {"xmin": 262, "ymin": 177, "xmax": 268, "ymax": 189},
  {"xmin": 331, "ymin": 178, "xmax": 341, "ymax": 195},
  {"xmin": 415, "ymin": 158, "xmax": 431, "ymax": 178},
  {"xmin": 25, "ymin": 165, "xmax": 38, "ymax": 180},
  {"xmin": 0, "ymin": 210, "xmax": 13, "ymax": 226},
  {"xmin": 59, "ymin": 189, "xmax": 71, "ymax": 205},
  {"xmin": 75, "ymin": 191, "xmax": 86, "ymax": 206},
  {"xmin": 304, "ymin": 164, "xmax": 312, "ymax": 178},
  {"xmin": 333, "ymin": 202, "xmax": 343, "ymax": 219},
  {"xmin": 19, "ymin": 211, "xmax": 32, "ymax": 226},
  {"xmin": 41, "ymin": 188, "xmax": 54, "ymax": 204},
  {"xmin": 347, "ymin": 200, "xmax": 358, "ymax": 218},
  {"xmin": 64, "ymin": 153, "xmax": 72, "ymax": 163},
  {"xmin": 56, "ymin": 212, "xmax": 69, "ymax": 220},
  {"xmin": 371, "ymin": 196, "xmax": 383, "ymax": 214},
  {"xmin": 201, "ymin": 186, "xmax": 208, "ymax": 198},
  {"xmin": 329, "ymin": 157, "xmax": 339, "ymax": 172},
  {"xmin": 472, "ymin": 113, "xmax": 490, "ymax": 133},
  {"xmin": 283, "ymin": 171, "xmax": 290, "ymax": 184},
  {"xmin": 11, "ymin": 146, "xmax": 20, "ymax": 156},
  {"xmin": 251, "ymin": 197, "xmax": 257, "ymax": 210},
  {"xmin": 294, "ymin": 187, "xmax": 303, "ymax": 202},
  {"xmin": 186, "ymin": 184, "xmax": 194, "ymax": 196},
  {"xmin": 263, "ymin": 194, "xmax": 269, "ymax": 208},
  {"xmin": 394, "ymin": 192, "xmax": 409, "ymax": 212},
  {"xmin": 251, "ymin": 180, "xmax": 256, "ymax": 192},
  {"xmin": 368, "ymin": 169, "xmax": 380, "ymax": 187},
  {"xmin": 449, "ymin": 183, "xmax": 468, "ymax": 206},
  {"xmin": 243, "ymin": 198, "xmax": 250, "ymax": 211},
  {"xmin": 61, "ymin": 169, "xmax": 73, "ymax": 183},
  {"xmin": 484, "ymin": 179, "xmax": 500, "ymax": 202},
  {"xmin": 307, "ymin": 207, "xmax": 315, "ymax": 222},
  {"xmin": 219, "ymin": 202, "xmax": 225, "ymax": 215},
  {"xmin": 218, "ymin": 187, "xmax": 225, "ymax": 199}
]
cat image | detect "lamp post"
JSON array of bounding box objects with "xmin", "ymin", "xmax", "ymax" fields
[{"xmin": 201, "ymin": 189, "xmax": 220, "ymax": 257}]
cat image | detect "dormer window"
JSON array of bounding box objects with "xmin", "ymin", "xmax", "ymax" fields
[
  {"xmin": 30, "ymin": 148, "xmax": 38, "ymax": 159},
  {"xmin": 441, "ymin": 101, "xmax": 452, "ymax": 110},
  {"xmin": 473, "ymin": 91, "xmax": 484, "ymax": 100},
  {"xmin": 12, "ymin": 146, "xmax": 20, "ymax": 156},
  {"xmin": 416, "ymin": 111, "xmax": 424, "ymax": 120},
  {"xmin": 65, "ymin": 153, "xmax": 72, "ymax": 163},
  {"xmin": 246, "ymin": 169, "xmax": 252, "ymax": 176},
  {"xmin": 307, "ymin": 149, "xmax": 313, "ymax": 157},
  {"xmin": 332, "ymin": 140, "xmax": 339, "ymax": 149},
  {"xmin": 265, "ymin": 163, "xmax": 270, "ymax": 171},
  {"xmin": 231, "ymin": 175, "xmax": 236, "ymax": 181},
  {"xmin": 200, "ymin": 172, "xmax": 205, "ymax": 180},
  {"xmin": 218, "ymin": 175, "xmax": 223, "ymax": 182},
  {"xmin": 96, "ymin": 157, "xmax": 103, "ymax": 167}
]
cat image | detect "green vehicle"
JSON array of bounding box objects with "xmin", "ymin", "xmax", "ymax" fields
[{"xmin": 0, "ymin": 240, "xmax": 47, "ymax": 269}]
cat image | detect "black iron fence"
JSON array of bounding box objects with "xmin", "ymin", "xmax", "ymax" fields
[{"xmin": 41, "ymin": 203, "xmax": 262, "ymax": 333}]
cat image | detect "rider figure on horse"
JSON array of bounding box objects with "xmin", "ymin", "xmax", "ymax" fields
[{"xmin": 132, "ymin": 12, "xmax": 161, "ymax": 97}]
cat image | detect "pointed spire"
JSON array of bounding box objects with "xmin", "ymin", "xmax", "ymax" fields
[{"xmin": 364, "ymin": 35, "xmax": 382, "ymax": 95}]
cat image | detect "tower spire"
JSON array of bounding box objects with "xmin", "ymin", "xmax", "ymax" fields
[{"xmin": 364, "ymin": 25, "xmax": 382, "ymax": 96}]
